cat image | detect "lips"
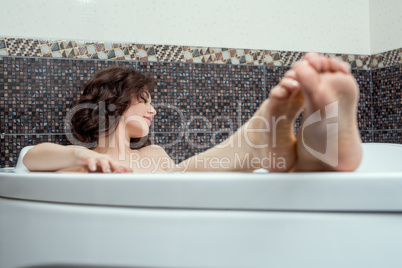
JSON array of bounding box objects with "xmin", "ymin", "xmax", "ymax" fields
[{"xmin": 144, "ymin": 116, "xmax": 152, "ymax": 123}]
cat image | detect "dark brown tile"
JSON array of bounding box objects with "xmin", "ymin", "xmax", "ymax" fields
[
  {"xmin": 139, "ymin": 61, "xmax": 266, "ymax": 133},
  {"xmin": 372, "ymin": 130, "xmax": 402, "ymax": 144},
  {"xmin": 372, "ymin": 65, "xmax": 401, "ymax": 130},
  {"xmin": 352, "ymin": 69, "xmax": 373, "ymax": 131},
  {"xmin": 360, "ymin": 130, "xmax": 373, "ymax": 143},
  {"xmin": 0, "ymin": 57, "xmax": 135, "ymax": 134}
]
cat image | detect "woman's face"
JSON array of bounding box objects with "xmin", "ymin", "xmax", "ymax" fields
[{"xmin": 122, "ymin": 94, "xmax": 156, "ymax": 138}]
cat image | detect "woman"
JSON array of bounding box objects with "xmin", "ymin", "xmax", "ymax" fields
[{"xmin": 23, "ymin": 53, "xmax": 363, "ymax": 173}]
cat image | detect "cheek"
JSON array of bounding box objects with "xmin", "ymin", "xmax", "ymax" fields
[{"xmin": 124, "ymin": 103, "xmax": 147, "ymax": 118}]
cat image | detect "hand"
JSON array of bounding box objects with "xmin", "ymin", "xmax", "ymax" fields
[{"xmin": 73, "ymin": 147, "xmax": 132, "ymax": 173}]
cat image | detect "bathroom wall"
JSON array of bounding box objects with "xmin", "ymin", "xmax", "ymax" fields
[
  {"xmin": 369, "ymin": 0, "xmax": 402, "ymax": 54},
  {"xmin": 0, "ymin": 0, "xmax": 401, "ymax": 168},
  {"xmin": 0, "ymin": 0, "xmax": 371, "ymax": 54}
]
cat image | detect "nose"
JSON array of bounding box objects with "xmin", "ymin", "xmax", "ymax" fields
[{"xmin": 149, "ymin": 105, "xmax": 157, "ymax": 116}]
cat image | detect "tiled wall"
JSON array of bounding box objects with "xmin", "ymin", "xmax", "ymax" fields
[
  {"xmin": 0, "ymin": 37, "xmax": 401, "ymax": 167},
  {"xmin": 371, "ymin": 65, "xmax": 402, "ymax": 142}
]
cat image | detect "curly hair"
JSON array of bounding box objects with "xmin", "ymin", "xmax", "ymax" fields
[{"xmin": 70, "ymin": 66, "xmax": 155, "ymax": 149}]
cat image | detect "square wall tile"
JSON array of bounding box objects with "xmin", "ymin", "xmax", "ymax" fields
[
  {"xmin": 0, "ymin": 57, "xmax": 135, "ymax": 134},
  {"xmin": 373, "ymin": 130, "xmax": 402, "ymax": 144},
  {"xmin": 352, "ymin": 69, "xmax": 373, "ymax": 131},
  {"xmin": 360, "ymin": 130, "xmax": 373, "ymax": 143},
  {"xmin": 372, "ymin": 65, "xmax": 401, "ymax": 130},
  {"xmin": 138, "ymin": 61, "xmax": 266, "ymax": 134}
]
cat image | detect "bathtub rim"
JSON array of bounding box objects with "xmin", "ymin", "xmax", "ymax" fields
[{"xmin": 1, "ymin": 169, "xmax": 402, "ymax": 212}]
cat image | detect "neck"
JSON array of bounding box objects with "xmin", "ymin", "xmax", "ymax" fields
[{"xmin": 94, "ymin": 124, "xmax": 133, "ymax": 161}]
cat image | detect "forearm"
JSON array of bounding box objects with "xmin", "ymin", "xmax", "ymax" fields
[{"xmin": 23, "ymin": 143, "xmax": 85, "ymax": 171}]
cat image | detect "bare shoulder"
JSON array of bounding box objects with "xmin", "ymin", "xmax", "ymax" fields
[{"xmin": 130, "ymin": 145, "xmax": 175, "ymax": 172}]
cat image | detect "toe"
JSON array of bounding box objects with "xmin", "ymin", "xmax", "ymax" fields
[
  {"xmin": 304, "ymin": 54, "xmax": 331, "ymax": 73},
  {"xmin": 328, "ymin": 57, "xmax": 351, "ymax": 74},
  {"xmin": 284, "ymin": 69, "xmax": 297, "ymax": 79},
  {"xmin": 304, "ymin": 52, "xmax": 321, "ymax": 61},
  {"xmin": 270, "ymin": 78, "xmax": 300, "ymax": 99},
  {"xmin": 294, "ymin": 60, "xmax": 320, "ymax": 97},
  {"xmin": 270, "ymin": 85, "xmax": 290, "ymax": 99},
  {"xmin": 281, "ymin": 77, "xmax": 300, "ymax": 89}
]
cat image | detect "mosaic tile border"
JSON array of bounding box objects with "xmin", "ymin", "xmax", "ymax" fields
[
  {"xmin": 1, "ymin": 37, "xmax": 399, "ymax": 69},
  {"xmin": 1, "ymin": 37, "xmax": 135, "ymax": 61},
  {"xmin": 39, "ymin": 39, "xmax": 134, "ymax": 60},
  {"xmin": 1, "ymin": 37, "xmax": 41, "ymax": 57},
  {"xmin": 371, "ymin": 48, "xmax": 401, "ymax": 69},
  {"xmin": 400, "ymin": 48, "xmax": 402, "ymax": 65},
  {"xmin": 324, "ymin": 53, "xmax": 372, "ymax": 70},
  {"xmin": 136, "ymin": 44, "xmax": 264, "ymax": 65}
]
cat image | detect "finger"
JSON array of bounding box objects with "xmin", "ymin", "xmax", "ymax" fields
[
  {"xmin": 109, "ymin": 161, "xmax": 127, "ymax": 173},
  {"xmin": 123, "ymin": 165, "xmax": 133, "ymax": 173},
  {"xmin": 108, "ymin": 161, "xmax": 121, "ymax": 173},
  {"xmin": 99, "ymin": 158, "xmax": 111, "ymax": 173},
  {"xmin": 87, "ymin": 158, "xmax": 98, "ymax": 172},
  {"xmin": 116, "ymin": 163, "xmax": 132, "ymax": 173},
  {"xmin": 117, "ymin": 163, "xmax": 132, "ymax": 173}
]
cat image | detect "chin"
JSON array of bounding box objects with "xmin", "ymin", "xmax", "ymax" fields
[
  {"xmin": 126, "ymin": 122, "xmax": 150, "ymax": 138},
  {"xmin": 131, "ymin": 130, "xmax": 149, "ymax": 139}
]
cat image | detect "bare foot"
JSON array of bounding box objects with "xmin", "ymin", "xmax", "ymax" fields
[
  {"xmin": 292, "ymin": 53, "xmax": 362, "ymax": 171},
  {"xmin": 246, "ymin": 70, "xmax": 304, "ymax": 172}
]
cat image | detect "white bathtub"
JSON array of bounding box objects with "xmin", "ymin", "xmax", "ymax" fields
[{"xmin": 0, "ymin": 143, "xmax": 401, "ymax": 268}]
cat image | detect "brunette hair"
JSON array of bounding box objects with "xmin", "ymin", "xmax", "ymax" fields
[{"xmin": 70, "ymin": 66, "xmax": 154, "ymax": 148}]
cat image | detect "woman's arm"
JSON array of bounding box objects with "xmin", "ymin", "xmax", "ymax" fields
[{"xmin": 23, "ymin": 143, "xmax": 131, "ymax": 173}]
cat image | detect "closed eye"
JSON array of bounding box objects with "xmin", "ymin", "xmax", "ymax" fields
[{"xmin": 140, "ymin": 91, "xmax": 151, "ymax": 103}]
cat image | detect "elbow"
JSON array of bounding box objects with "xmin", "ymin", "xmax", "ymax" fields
[{"xmin": 22, "ymin": 151, "xmax": 35, "ymax": 171}]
